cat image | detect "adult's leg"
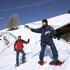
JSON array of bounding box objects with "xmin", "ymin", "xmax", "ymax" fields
[
  {"xmin": 39, "ymin": 43, "xmax": 46, "ymax": 61},
  {"xmin": 49, "ymin": 40, "xmax": 63, "ymax": 65},
  {"xmin": 48, "ymin": 40, "xmax": 58, "ymax": 60}
]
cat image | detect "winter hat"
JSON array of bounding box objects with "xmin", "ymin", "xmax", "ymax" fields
[{"xmin": 42, "ymin": 19, "xmax": 48, "ymax": 25}]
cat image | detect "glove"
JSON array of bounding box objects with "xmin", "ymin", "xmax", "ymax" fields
[
  {"xmin": 27, "ymin": 39, "xmax": 30, "ymax": 43},
  {"xmin": 14, "ymin": 48, "xmax": 16, "ymax": 51},
  {"xmin": 24, "ymin": 25, "xmax": 31, "ymax": 29}
]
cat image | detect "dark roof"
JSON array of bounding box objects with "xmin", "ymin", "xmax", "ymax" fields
[{"xmin": 55, "ymin": 23, "xmax": 70, "ymax": 42}]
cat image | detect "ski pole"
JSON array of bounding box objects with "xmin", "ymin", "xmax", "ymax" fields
[{"xmin": 0, "ymin": 41, "xmax": 15, "ymax": 55}]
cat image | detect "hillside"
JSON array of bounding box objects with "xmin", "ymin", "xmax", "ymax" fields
[{"xmin": 0, "ymin": 13, "xmax": 70, "ymax": 70}]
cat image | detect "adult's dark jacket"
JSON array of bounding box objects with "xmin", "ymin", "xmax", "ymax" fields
[{"xmin": 31, "ymin": 25, "xmax": 56, "ymax": 43}]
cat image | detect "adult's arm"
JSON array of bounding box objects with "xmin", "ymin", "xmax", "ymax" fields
[
  {"xmin": 25, "ymin": 25, "xmax": 42, "ymax": 33},
  {"xmin": 31, "ymin": 27, "xmax": 42, "ymax": 33}
]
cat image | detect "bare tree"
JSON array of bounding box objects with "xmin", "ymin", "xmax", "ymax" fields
[{"xmin": 8, "ymin": 14, "xmax": 19, "ymax": 30}]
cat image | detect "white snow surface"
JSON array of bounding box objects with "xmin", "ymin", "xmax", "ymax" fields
[{"xmin": 0, "ymin": 13, "xmax": 70, "ymax": 70}]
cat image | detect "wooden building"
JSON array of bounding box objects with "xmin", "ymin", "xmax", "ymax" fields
[{"xmin": 55, "ymin": 23, "xmax": 70, "ymax": 42}]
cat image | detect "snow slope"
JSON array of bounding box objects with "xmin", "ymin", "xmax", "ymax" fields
[{"xmin": 0, "ymin": 13, "xmax": 70, "ymax": 70}]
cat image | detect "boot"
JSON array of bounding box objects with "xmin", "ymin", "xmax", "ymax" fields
[
  {"xmin": 22, "ymin": 60, "xmax": 25, "ymax": 63},
  {"xmin": 22, "ymin": 57, "xmax": 26, "ymax": 63},
  {"xmin": 54, "ymin": 60, "xmax": 63, "ymax": 65},
  {"xmin": 38, "ymin": 60, "xmax": 44, "ymax": 65},
  {"xmin": 49, "ymin": 60, "xmax": 55, "ymax": 65},
  {"xmin": 16, "ymin": 62, "xmax": 19, "ymax": 66},
  {"xmin": 49, "ymin": 59, "xmax": 62, "ymax": 65}
]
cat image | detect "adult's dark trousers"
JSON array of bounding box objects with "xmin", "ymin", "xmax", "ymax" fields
[{"xmin": 39, "ymin": 39, "xmax": 58, "ymax": 61}]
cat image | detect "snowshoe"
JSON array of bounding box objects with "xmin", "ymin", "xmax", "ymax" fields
[{"xmin": 49, "ymin": 60, "xmax": 64, "ymax": 66}]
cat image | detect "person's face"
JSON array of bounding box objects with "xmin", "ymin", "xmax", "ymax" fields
[
  {"xmin": 42, "ymin": 22, "xmax": 47, "ymax": 26},
  {"xmin": 18, "ymin": 37, "xmax": 21, "ymax": 39}
]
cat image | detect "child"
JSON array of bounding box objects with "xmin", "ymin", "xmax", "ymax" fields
[{"xmin": 14, "ymin": 36, "xmax": 30, "ymax": 66}]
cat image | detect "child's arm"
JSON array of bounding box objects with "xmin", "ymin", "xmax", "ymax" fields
[
  {"xmin": 14, "ymin": 41, "xmax": 17, "ymax": 51},
  {"xmin": 23, "ymin": 39, "xmax": 30, "ymax": 44}
]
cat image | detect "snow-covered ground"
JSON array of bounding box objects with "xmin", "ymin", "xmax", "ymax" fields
[{"xmin": 0, "ymin": 13, "xmax": 70, "ymax": 70}]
